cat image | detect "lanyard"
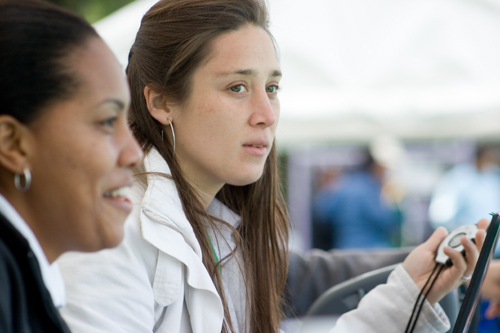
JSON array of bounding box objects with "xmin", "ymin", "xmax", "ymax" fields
[{"xmin": 208, "ymin": 234, "xmax": 221, "ymax": 273}]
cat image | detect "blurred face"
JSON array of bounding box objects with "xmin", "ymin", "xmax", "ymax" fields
[
  {"xmin": 172, "ymin": 24, "xmax": 281, "ymax": 202},
  {"xmin": 24, "ymin": 37, "xmax": 143, "ymax": 260}
]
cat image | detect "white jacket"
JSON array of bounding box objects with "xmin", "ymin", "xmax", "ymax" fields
[
  {"xmin": 59, "ymin": 149, "xmax": 225, "ymax": 332},
  {"xmin": 58, "ymin": 148, "xmax": 450, "ymax": 333}
]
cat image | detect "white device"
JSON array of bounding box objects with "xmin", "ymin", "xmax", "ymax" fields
[{"xmin": 435, "ymin": 224, "xmax": 478, "ymax": 266}]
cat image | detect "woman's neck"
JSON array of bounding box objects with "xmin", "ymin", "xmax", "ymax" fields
[{"xmin": 184, "ymin": 176, "xmax": 222, "ymax": 210}]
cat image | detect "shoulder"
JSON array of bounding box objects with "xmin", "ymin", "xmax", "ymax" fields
[
  {"xmin": 0, "ymin": 237, "xmax": 21, "ymax": 283},
  {"xmin": 0, "ymin": 224, "xmax": 28, "ymax": 286},
  {"xmin": 0, "ymin": 237, "xmax": 26, "ymax": 330}
]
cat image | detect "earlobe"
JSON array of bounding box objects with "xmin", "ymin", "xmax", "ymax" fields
[
  {"xmin": 0, "ymin": 116, "xmax": 31, "ymax": 175},
  {"xmin": 144, "ymin": 85, "xmax": 172, "ymax": 125}
]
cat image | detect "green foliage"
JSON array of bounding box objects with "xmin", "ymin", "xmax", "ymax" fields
[{"xmin": 45, "ymin": 0, "xmax": 134, "ymax": 23}]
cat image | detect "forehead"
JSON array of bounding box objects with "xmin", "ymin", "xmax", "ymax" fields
[
  {"xmin": 66, "ymin": 37, "xmax": 128, "ymax": 99},
  {"xmin": 201, "ymin": 24, "xmax": 280, "ymax": 77},
  {"xmin": 29, "ymin": 37, "xmax": 129, "ymax": 127}
]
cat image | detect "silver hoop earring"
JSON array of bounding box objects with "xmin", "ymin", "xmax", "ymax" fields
[
  {"xmin": 168, "ymin": 119, "xmax": 176, "ymax": 156},
  {"xmin": 14, "ymin": 167, "xmax": 32, "ymax": 192}
]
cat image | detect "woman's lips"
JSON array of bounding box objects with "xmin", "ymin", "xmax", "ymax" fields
[
  {"xmin": 243, "ymin": 143, "xmax": 268, "ymax": 156},
  {"xmin": 104, "ymin": 186, "xmax": 133, "ymax": 214}
]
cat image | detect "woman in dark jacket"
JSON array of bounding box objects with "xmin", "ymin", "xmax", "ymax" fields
[{"xmin": 0, "ymin": 1, "xmax": 143, "ymax": 331}]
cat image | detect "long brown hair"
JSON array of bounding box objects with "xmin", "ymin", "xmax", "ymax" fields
[{"xmin": 127, "ymin": 0, "xmax": 289, "ymax": 332}]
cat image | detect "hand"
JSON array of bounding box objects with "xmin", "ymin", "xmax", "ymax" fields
[
  {"xmin": 481, "ymin": 259, "xmax": 500, "ymax": 300},
  {"xmin": 485, "ymin": 300, "xmax": 500, "ymax": 319},
  {"xmin": 480, "ymin": 259, "xmax": 500, "ymax": 319},
  {"xmin": 402, "ymin": 218, "xmax": 488, "ymax": 305}
]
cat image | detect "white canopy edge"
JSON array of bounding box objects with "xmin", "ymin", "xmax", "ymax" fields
[{"xmin": 94, "ymin": 0, "xmax": 500, "ymax": 144}]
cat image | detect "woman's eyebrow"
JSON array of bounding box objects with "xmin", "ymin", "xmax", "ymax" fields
[
  {"xmin": 98, "ymin": 99, "xmax": 126, "ymax": 111},
  {"xmin": 217, "ymin": 69, "xmax": 282, "ymax": 78}
]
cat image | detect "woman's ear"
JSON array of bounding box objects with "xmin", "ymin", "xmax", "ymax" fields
[
  {"xmin": 0, "ymin": 115, "xmax": 31, "ymax": 174},
  {"xmin": 144, "ymin": 85, "xmax": 173, "ymax": 125}
]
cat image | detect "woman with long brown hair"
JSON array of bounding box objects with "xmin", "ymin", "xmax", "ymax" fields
[
  {"xmin": 58, "ymin": 0, "xmax": 485, "ymax": 332},
  {"xmin": 61, "ymin": 1, "xmax": 287, "ymax": 332}
]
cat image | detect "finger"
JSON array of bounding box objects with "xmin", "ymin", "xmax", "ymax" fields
[
  {"xmin": 443, "ymin": 246, "xmax": 467, "ymax": 271},
  {"xmin": 461, "ymin": 236, "xmax": 480, "ymax": 276},
  {"xmin": 485, "ymin": 304, "xmax": 495, "ymax": 319},
  {"xmin": 474, "ymin": 229, "xmax": 486, "ymax": 250},
  {"xmin": 477, "ymin": 218, "xmax": 490, "ymax": 231},
  {"xmin": 485, "ymin": 302, "xmax": 500, "ymax": 319},
  {"xmin": 424, "ymin": 227, "xmax": 448, "ymax": 251}
]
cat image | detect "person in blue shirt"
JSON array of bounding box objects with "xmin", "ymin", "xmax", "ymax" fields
[
  {"xmin": 313, "ymin": 147, "xmax": 402, "ymax": 249},
  {"xmin": 429, "ymin": 144, "xmax": 500, "ymax": 238},
  {"xmin": 429, "ymin": 143, "xmax": 500, "ymax": 332}
]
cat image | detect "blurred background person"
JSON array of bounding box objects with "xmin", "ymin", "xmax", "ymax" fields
[
  {"xmin": 428, "ymin": 142, "xmax": 500, "ymax": 332},
  {"xmin": 313, "ymin": 137, "xmax": 405, "ymax": 249},
  {"xmin": 0, "ymin": 0, "xmax": 142, "ymax": 331},
  {"xmin": 429, "ymin": 143, "xmax": 500, "ymax": 235}
]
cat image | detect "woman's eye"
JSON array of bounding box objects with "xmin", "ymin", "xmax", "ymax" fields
[
  {"xmin": 266, "ymin": 85, "xmax": 280, "ymax": 93},
  {"xmin": 230, "ymin": 84, "xmax": 247, "ymax": 93},
  {"xmin": 100, "ymin": 117, "xmax": 117, "ymax": 128}
]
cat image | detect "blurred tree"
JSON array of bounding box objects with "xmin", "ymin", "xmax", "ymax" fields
[{"xmin": 45, "ymin": 0, "xmax": 135, "ymax": 23}]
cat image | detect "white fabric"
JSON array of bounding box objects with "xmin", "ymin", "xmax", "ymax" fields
[
  {"xmin": 58, "ymin": 148, "xmax": 244, "ymax": 332},
  {"xmin": 332, "ymin": 265, "xmax": 450, "ymax": 333},
  {"xmin": 206, "ymin": 202, "xmax": 247, "ymax": 332},
  {"xmin": 58, "ymin": 148, "xmax": 450, "ymax": 333},
  {"xmin": 0, "ymin": 194, "xmax": 65, "ymax": 308}
]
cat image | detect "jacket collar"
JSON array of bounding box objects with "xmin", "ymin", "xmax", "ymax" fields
[
  {"xmin": 140, "ymin": 148, "xmax": 202, "ymax": 256},
  {"xmin": 139, "ymin": 148, "xmax": 247, "ymax": 330},
  {"xmin": 139, "ymin": 149, "xmax": 225, "ymax": 301},
  {"xmin": 0, "ymin": 194, "xmax": 65, "ymax": 308}
]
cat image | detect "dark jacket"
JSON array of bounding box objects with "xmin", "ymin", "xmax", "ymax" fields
[
  {"xmin": 284, "ymin": 247, "xmax": 412, "ymax": 317},
  {"xmin": 0, "ymin": 213, "xmax": 70, "ymax": 332}
]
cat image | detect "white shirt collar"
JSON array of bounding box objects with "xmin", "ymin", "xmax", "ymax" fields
[{"xmin": 0, "ymin": 194, "xmax": 65, "ymax": 307}]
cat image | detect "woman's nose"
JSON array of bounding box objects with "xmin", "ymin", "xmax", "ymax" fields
[{"xmin": 249, "ymin": 90, "xmax": 278, "ymax": 128}]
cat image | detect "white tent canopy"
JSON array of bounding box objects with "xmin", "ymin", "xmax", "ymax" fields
[{"xmin": 94, "ymin": 0, "xmax": 500, "ymax": 145}]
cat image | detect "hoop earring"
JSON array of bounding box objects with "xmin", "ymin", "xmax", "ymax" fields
[
  {"xmin": 14, "ymin": 167, "xmax": 32, "ymax": 192},
  {"xmin": 168, "ymin": 119, "xmax": 176, "ymax": 156}
]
